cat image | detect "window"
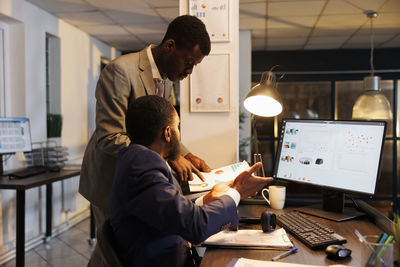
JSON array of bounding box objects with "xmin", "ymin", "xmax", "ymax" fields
[{"xmin": 253, "ymin": 75, "xmax": 399, "ymax": 217}]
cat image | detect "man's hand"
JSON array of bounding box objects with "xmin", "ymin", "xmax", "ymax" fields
[
  {"xmin": 184, "ymin": 153, "xmax": 212, "ymax": 173},
  {"xmin": 202, "ymin": 181, "xmax": 234, "ymax": 205},
  {"xmin": 168, "ymin": 154, "xmax": 204, "ymax": 182},
  {"xmin": 232, "ymin": 162, "xmax": 273, "ymax": 199}
]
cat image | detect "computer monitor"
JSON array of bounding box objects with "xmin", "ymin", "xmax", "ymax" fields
[
  {"xmin": 0, "ymin": 118, "xmax": 32, "ymax": 175},
  {"xmin": 273, "ymin": 119, "xmax": 386, "ymax": 221}
]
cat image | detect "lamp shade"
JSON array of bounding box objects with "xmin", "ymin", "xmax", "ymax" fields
[
  {"xmin": 352, "ymin": 76, "xmax": 392, "ymax": 120},
  {"xmin": 244, "ymin": 71, "xmax": 283, "ymax": 117}
]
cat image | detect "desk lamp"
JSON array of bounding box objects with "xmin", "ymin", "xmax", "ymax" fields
[
  {"xmin": 244, "ymin": 68, "xmax": 283, "ymax": 176},
  {"xmin": 244, "ymin": 70, "xmax": 283, "ymax": 117},
  {"xmin": 352, "ymin": 11, "xmax": 392, "ymax": 120}
]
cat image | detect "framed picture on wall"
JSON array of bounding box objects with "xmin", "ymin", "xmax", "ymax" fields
[
  {"xmin": 190, "ymin": 53, "xmax": 230, "ymax": 112},
  {"xmin": 189, "ymin": 0, "xmax": 229, "ymax": 42}
]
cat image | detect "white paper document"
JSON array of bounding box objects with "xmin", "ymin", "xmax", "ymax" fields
[
  {"xmin": 189, "ymin": 161, "xmax": 250, "ymax": 192},
  {"xmin": 227, "ymin": 258, "xmax": 349, "ymax": 267},
  {"xmin": 203, "ymin": 228, "xmax": 293, "ymax": 249}
]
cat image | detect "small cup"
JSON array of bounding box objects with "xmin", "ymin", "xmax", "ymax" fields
[
  {"xmin": 261, "ymin": 185, "xmax": 286, "ymax": 210},
  {"xmin": 361, "ymin": 235, "xmax": 393, "ymax": 267}
]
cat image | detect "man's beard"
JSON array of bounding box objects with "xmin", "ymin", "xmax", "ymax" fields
[{"xmin": 166, "ymin": 129, "xmax": 180, "ymax": 161}]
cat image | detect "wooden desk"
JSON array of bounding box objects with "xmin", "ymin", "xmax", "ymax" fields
[
  {"xmin": 200, "ymin": 204, "xmax": 383, "ymax": 266},
  {"xmin": 0, "ymin": 168, "xmax": 80, "ymax": 267}
]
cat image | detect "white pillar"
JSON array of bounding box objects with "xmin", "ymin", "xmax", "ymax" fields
[
  {"xmin": 239, "ymin": 30, "xmax": 252, "ymax": 162},
  {"xmin": 179, "ymin": 0, "xmax": 239, "ymax": 168}
]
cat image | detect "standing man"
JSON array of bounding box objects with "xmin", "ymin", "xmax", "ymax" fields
[{"xmin": 79, "ymin": 15, "xmax": 212, "ymax": 264}]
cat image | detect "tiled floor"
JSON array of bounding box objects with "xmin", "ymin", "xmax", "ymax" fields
[{"xmin": 3, "ymin": 218, "xmax": 93, "ymax": 267}]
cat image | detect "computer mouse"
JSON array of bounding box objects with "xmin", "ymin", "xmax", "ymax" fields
[{"xmin": 325, "ymin": 244, "xmax": 352, "ymax": 260}]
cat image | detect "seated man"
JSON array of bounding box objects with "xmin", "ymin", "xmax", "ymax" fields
[{"xmin": 110, "ymin": 95, "xmax": 273, "ymax": 267}]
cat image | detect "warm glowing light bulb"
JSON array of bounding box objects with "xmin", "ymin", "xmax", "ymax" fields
[{"xmin": 244, "ymin": 95, "xmax": 283, "ymax": 117}]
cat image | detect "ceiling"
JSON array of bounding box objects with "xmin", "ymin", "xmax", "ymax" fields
[{"xmin": 27, "ymin": 0, "xmax": 400, "ymax": 51}]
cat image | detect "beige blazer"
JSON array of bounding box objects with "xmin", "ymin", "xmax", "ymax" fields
[{"xmin": 79, "ymin": 48, "xmax": 189, "ymax": 214}]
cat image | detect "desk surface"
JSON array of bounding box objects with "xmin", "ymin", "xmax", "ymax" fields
[
  {"xmin": 200, "ymin": 204, "xmax": 383, "ymax": 267},
  {"xmin": 0, "ymin": 168, "xmax": 80, "ymax": 190}
]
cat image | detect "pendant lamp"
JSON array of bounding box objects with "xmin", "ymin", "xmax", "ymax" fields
[{"xmin": 352, "ymin": 11, "xmax": 392, "ymax": 120}]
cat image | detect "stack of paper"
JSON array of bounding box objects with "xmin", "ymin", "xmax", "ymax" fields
[
  {"xmin": 203, "ymin": 228, "xmax": 293, "ymax": 249},
  {"xmin": 189, "ymin": 161, "xmax": 250, "ymax": 192}
]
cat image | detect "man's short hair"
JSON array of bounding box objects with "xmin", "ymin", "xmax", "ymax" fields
[
  {"xmin": 126, "ymin": 95, "xmax": 175, "ymax": 146},
  {"xmin": 161, "ymin": 15, "xmax": 211, "ymax": 56}
]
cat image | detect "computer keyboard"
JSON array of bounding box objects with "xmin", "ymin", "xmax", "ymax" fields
[
  {"xmin": 277, "ymin": 212, "xmax": 346, "ymax": 250},
  {"xmin": 9, "ymin": 167, "xmax": 47, "ymax": 178}
]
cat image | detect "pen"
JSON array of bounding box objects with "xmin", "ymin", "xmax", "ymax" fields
[
  {"xmin": 355, "ymin": 229, "xmax": 377, "ymax": 252},
  {"xmin": 271, "ymin": 247, "xmax": 298, "ymax": 261},
  {"xmin": 377, "ymin": 233, "xmax": 388, "ymax": 244}
]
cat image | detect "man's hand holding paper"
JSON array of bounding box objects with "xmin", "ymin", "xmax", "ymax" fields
[{"xmin": 203, "ymin": 181, "xmax": 234, "ymax": 204}]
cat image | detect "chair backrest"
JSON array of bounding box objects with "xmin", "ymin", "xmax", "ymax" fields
[{"xmin": 97, "ymin": 219, "xmax": 124, "ymax": 267}]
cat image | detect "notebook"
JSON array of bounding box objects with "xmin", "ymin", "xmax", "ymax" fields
[{"xmin": 203, "ymin": 228, "xmax": 293, "ymax": 249}]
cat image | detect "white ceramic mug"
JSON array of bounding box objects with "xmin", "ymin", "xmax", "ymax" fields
[{"xmin": 261, "ymin": 186, "xmax": 286, "ymax": 210}]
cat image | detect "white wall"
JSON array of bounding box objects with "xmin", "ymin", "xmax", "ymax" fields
[
  {"xmin": 0, "ymin": 0, "xmax": 119, "ymax": 262},
  {"xmin": 179, "ymin": 0, "xmax": 239, "ymax": 168}
]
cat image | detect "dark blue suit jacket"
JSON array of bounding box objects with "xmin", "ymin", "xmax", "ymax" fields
[{"xmin": 110, "ymin": 144, "xmax": 238, "ymax": 267}]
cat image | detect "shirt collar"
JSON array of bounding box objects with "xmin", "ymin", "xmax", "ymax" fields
[{"xmin": 147, "ymin": 45, "xmax": 165, "ymax": 81}]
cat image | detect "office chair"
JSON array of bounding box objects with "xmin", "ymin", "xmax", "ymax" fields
[{"xmin": 97, "ymin": 219, "xmax": 124, "ymax": 267}]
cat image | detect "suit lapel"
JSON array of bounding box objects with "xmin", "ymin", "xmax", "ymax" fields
[{"xmin": 138, "ymin": 48, "xmax": 156, "ymax": 95}]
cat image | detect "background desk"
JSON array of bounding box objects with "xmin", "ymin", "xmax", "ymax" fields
[
  {"xmin": 0, "ymin": 168, "xmax": 80, "ymax": 267},
  {"xmin": 201, "ymin": 204, "xmax": 385, "ymax": 266}
]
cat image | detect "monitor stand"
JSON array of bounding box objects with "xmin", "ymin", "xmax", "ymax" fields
[{"xmin": 294, "ymin": 190, "xmax": 365, "ymax": 222}]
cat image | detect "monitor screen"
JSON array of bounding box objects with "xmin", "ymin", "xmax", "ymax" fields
[
  {"xmin": 0, "ymin": 118, "xmax": 32, "ymax": 154},
  {"xmin": 274, "ymin": 119, "xmax": 386, "ymax": 196}
]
